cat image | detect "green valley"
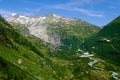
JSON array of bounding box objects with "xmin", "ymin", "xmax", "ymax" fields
[{"xmin": 0, "ymin": 14, "xmax": 120, "ymax": 80}]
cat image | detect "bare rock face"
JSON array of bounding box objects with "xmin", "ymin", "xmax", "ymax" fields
[
  {"xmin": 7, "ymin": 14, "xmax": 100, "ymax": 47},
  {"xmin": 7, "ymin": 14, "xmax": 63, "ymax": 46}
]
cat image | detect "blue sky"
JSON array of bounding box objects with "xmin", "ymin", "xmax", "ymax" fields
[{"xmin": 0, "ymin": 0, "xmax": 120, "ymax": 26}]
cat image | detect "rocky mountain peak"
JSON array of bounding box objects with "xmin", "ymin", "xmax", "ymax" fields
[
  {"xmin": 45, "ymin": 14, "xmax": 62, "ymax": 18},
  {"xmin": 6, "ymin": 13, "xmax": 100, "ymax": 47}
]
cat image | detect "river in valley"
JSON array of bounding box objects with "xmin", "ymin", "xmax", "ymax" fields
[{"xmin": 87, "ymin": 56, "xmax": 120, "ymax": 80}]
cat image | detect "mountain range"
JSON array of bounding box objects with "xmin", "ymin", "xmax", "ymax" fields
[
  {"xmin": 0, "ymin": 14, "xmax": 120, "ymax": 80},
  {"xmin": 7, "ymin": 14, "xmax": 100, "ymax": 47}
]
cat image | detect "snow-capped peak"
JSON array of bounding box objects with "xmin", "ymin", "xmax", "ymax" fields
[
  {"xmin": 45, "ymin": 14, "xmax": 63, "ymax": 18},
  {"xmin": 6, "ymin": 13, "xmax": 82, "ymax": 46},
  {"xmin": 11, "ymin": 13, "xmax": 17, "ymax": 16},
  {"xmin": 53, "ymin": 14, "xmax": 61, "ymax": 18}
]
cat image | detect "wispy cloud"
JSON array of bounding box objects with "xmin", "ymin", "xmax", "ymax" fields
[
  {"xmin": 0, "ymin": 8, "xmax": 41, "ymax": 18},
  {"xmin": 70, "ymin": 8, "xmax": 103, "ymax": 17},
  {"xmin": 21, "ymin": 8, "xmax": 41, "ymax": 15},
  {"xmin": 44, "ymin": 0, "xmax": 104, "ymax": 17},
  {"xmin": 14, "ymin": 0, "xmax": 104, "ymax": 17},
  {"xmin": 0, "ymin": 0, "xmax": 104, "ymax": 18},
  {"xmin": 67, "ymin": 0, "xmax": 93, "ymax": 6},
  {"xmin": 0, "ymin": 9, "xmax": 13, "ymax": 18}
]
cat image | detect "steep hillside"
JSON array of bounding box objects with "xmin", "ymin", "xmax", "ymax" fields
[
  {"xmin": 82, "ymin": 16, "xmax": 120, "ymax": 65},
  {"xmin": 0, "ymin": 15, "xmax": 65, "ymax": 80},
  {"xmin": 7, "ymin": 14, "xmax": 100, "ymax": 47}
]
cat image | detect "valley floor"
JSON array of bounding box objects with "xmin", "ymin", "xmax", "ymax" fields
[{"xmin": 50, "ymin": 51, "xmax": 120, "ymax": 80}]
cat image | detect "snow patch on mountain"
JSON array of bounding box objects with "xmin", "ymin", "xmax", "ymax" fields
[
  {"xmin": 11, "ymin": 13, "xmax": 17, "ymax": 16},
  {"xmin": 7, "ymin": 14, "xmax": 72, "ymax": 46}
]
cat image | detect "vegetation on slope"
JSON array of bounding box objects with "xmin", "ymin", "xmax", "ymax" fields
[
  {"xmin": 0, "ymin": 15, "xmax": 64, "ymax": 80},
  {"xmin": 48, "ymin": 20, "xmax": 100, "ymax": 52},
  {"xmin": 82, "ymin": 16, "xmax": 120, "ymax": 65}
]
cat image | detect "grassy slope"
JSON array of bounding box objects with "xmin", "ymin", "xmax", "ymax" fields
[
  {"xmin": 0, "ymin": 15, "xmax": 65, "ymax": 80},
  {"xmin": 82, "ymin": 16, "xmax": 120, "ymax": 65}
]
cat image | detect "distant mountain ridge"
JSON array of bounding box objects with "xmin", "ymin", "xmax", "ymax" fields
[{"xmin": 7, "ymin": 13, "xmax": 100, "ymax": 47}]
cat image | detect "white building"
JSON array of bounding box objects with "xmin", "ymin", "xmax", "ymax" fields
[
  {"xmin": 80, "ymin": 52, "xmax": 94, "ymax": 57},
  {"xmin": 83, "ymin": 52, "xmax": 89, "ymax": 55}
]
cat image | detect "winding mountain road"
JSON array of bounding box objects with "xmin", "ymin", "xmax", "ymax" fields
[{"xmin": 88, "ymin": 57, "xmax": 120, "ymax": 80}]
